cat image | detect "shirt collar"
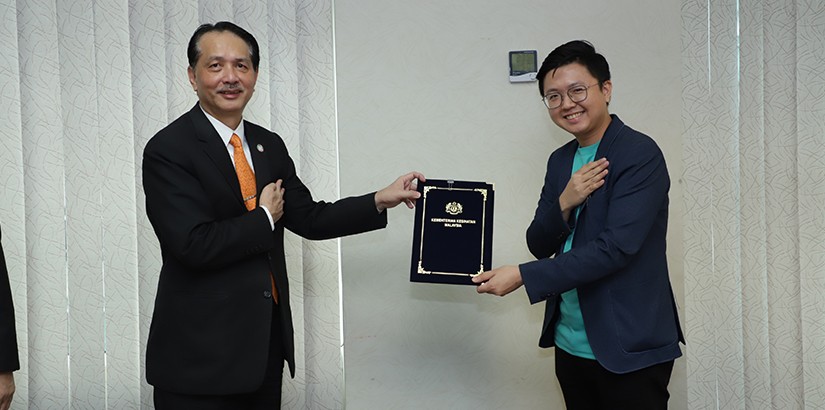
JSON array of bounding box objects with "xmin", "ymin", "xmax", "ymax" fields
[{"xmin": 199, "ymin": 105, "xmax": 246, "ymax": 146}]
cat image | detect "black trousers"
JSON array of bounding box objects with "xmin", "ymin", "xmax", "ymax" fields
[
  {"xmin": 555, "ymin": 348, "xmax": 674, "ymax": 410},
  {"xmin": 154, "ymin": 302, "xmax": 284, "ymax": 409}
]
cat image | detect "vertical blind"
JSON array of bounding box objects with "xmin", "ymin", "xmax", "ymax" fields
[
  {"xmin": 0, "ymin": 0, "xmax": 344, "ymax": 408},
  {"xmin": 682, "ymin": 0, "xmax": 825, "ymax": 408}
]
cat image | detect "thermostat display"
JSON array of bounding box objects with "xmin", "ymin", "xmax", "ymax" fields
[{"xmin": 509, "ymin": 50, "xmax": 537, "ymax": 83}]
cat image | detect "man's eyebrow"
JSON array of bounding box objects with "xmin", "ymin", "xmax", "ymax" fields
[
  {"xmin": 203, "ymin": 55, "xmax": 252, "ymax": 63},
  {"xmin": 545, "ymin": 82, "xmax": 587, "ymax": 92}
]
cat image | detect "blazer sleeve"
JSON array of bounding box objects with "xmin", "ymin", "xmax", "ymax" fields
[
  {"xmin": 526, "ymin": 150, "xmax": 574, "ymax": 260},
  {"xmin": 275, "ymin": 142, "xmax": 387, "ymax": 240},
  {"xmin": 142, "ymin": 136, "xmax": 276, "ymax": 271},
  {"xmin": 0, "ymin": 227, "xmax": 20, "ymax": 372},
  {"xmin": 520, "ymin": 137, "xmax": 670, "ymax": 304}
]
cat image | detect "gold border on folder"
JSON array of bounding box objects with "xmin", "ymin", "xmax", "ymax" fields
[{"xmin": 416, "ymin": 186, "xmax": 489, "ymax": 276}]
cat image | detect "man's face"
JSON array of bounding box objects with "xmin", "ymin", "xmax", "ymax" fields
[
  {"xmin": 542, "ymin": 62, "xmax": 611, "ymax": 144},
  {"xmin": 188, "ymin": 30, "xmax": 258, "ymax": 128}
]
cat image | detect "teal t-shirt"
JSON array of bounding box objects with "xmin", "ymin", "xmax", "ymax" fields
[{"xmin": 554, "ymin": 141, "xmax": 600, "ymax": 360}]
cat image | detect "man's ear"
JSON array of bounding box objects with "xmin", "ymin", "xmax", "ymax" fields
[
  {"xmin": 601, "ymin": 80, "xmax": 612, "ymax": 105},
  {"xmin": 187, "ymin": 66, "xmax": 197, "ymax": 92}
]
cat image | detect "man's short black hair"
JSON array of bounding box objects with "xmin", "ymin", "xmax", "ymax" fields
[
  {"xmin": 537, "ymin": 40, "xmax": 610, "ymax": 96},
  {"xmin": 187, "ymin": 21, "xmax": 260, "ymax": 71}
]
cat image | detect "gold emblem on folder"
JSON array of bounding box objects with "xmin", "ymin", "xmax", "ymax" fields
[{"xmin": 445, "ymin": 202, "xmax": 463, "ymax": 216}]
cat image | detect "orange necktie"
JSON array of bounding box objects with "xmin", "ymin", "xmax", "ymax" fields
[
  {"xmin": 230, "ymin": 134, "xmax": 278, "ymax": 303},
  {"xmin": 230, "ymin": 134, "xmax": 257, "ymax": 211}
]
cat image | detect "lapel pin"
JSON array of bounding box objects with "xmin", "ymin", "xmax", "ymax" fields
[{"xmin": 257, "ymin": 144, "xmax": 264, "ymax": 152}]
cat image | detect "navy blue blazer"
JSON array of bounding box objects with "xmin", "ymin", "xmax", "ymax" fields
[{"xmin": 520, "ymin": 115, "xmax": 683, "ymax": 374}]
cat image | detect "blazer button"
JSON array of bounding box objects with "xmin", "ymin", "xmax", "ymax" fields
[{"xmin": 263, "ymin": 290, "xmax": 272, "ymax": 299}]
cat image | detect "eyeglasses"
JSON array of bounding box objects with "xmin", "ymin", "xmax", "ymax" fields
[{"xmin": 542, "ymin": 83, "xmax": 600, "ymax": 110}]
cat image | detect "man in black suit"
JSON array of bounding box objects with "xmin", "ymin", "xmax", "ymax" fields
[
  {"xmin": 0, "ymin": 225, "xmax": 19, "ymax": 410},
  {"xmin": 143, "ymin": 21, "xmax": 423, "ymax": 409}
]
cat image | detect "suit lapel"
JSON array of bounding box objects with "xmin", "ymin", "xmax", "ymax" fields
[
  {"xmin": 595, "ymin": 114, "xmax": 623, "ymax": 161},
  {"xmin": 245, "ymin": 124, "xmax": 271, "ymax": 196},
  {"xmin": 246, "ymin": 125, "xmax": 288, "ymax": 306},
  {"xmin": 559, "ymin": 142, "xmax": 576, "ymax": 191},
  {"xmin": 189, "ymin": 104, "xmax": 245, "ymax": 208}
]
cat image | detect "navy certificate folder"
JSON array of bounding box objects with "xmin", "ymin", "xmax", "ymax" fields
[{"xmin": 410, "ymin": 179, "xmax": 494, "ymax": 285}]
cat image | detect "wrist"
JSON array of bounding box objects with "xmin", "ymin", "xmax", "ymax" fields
[
  {"xmin": 259, "ymin": 205, "xmax": 275, "ymax": 230},
  {"xmin": 374, "ymin": 191, "xmax": 387, "ymax": 213},
  {"xmin": 558, "ymin": 196, "xmax": 572, "ymax": 213}
]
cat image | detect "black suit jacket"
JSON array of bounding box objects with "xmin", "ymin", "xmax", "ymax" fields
[
  {"xmin": 142, "ymin": 103, "xmax": 386, "ymax": 395},
  {"xmin": 0, "ymin": 226, "xmax": 19, "ymax": 373}
]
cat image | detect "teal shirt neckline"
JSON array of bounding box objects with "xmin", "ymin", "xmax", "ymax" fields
[{"xmin": 555, "ymin": 141, "xmax": 600, "ymax": 360}]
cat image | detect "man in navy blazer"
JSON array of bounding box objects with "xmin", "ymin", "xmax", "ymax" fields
[
  {"xmin": 143, "ymin": 22, "xmax": 423, "ymax": 409},
  {"xmin": 0, "ymin": 225, "xmax": 18, "ymax": 410},
  {"xmin": 474, "ymin": 41, "xmax": 683, "ymax": 409}
]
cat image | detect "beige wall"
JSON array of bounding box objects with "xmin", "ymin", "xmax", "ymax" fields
[{"xmin": 335, "ymin": 0, "xmax": 685, "ymax": 408}]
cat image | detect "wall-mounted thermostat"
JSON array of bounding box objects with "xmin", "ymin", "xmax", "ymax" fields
[{"xmin": 509, "ymin": 50, "xmax": 537, "ymax": 83}]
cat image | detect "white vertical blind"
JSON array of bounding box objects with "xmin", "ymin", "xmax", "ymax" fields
[
  {"xmin": 0, "ymin": 0, "xmax": 342, "ymax": 408},
  {"xmin": 682, "ymin": 1, "xmax": 825, "ymax": 408}
]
